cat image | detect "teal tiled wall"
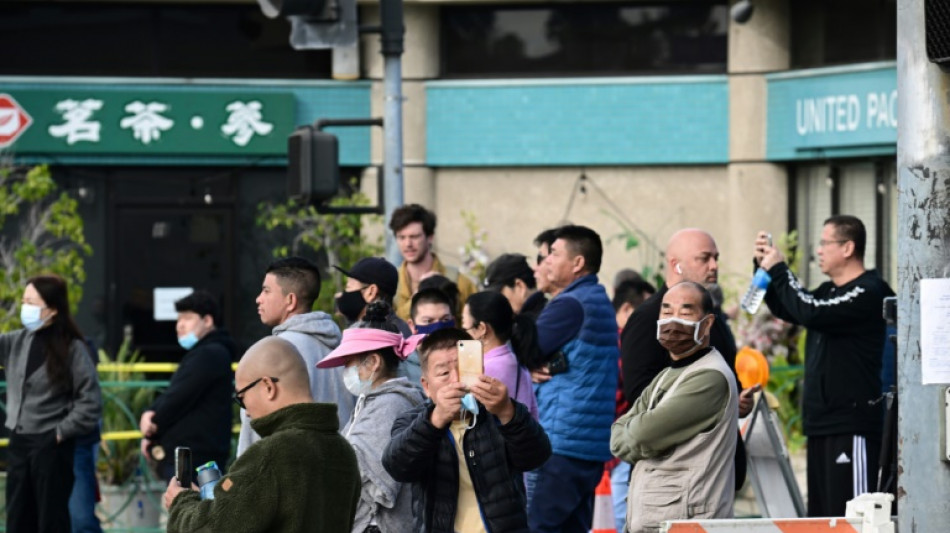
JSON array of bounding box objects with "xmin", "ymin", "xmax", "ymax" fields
[{"xmin": 426, "ymin": 77, "xmax": 729, "ymax": 166}]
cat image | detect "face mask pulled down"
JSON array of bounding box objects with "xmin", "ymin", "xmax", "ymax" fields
[
  {"xmin": 656, "ymin": 316, "xmax": 710, "ymax": 358},
  {"xmin": 460, "ymin": 392, "xmax": 479, "ymax": 429}
]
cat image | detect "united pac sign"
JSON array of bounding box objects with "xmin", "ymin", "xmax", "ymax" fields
[{"xmin": 0, "ymin": 94, "xmax": 33, "ymax": 149}]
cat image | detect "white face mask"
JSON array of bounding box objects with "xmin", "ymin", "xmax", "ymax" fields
[
  {"xmin": 342, "ymin": 359, "xmax": 375, "ymax": 397},
  {"xmin": 20, "ymin": 304, "xmax": 45, "ymax": 332}
]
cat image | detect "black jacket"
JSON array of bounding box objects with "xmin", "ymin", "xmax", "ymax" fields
[
  {"xmin": 519, "ymin": 291, "xmax": 547, "ymax": 322},
  {"xmin": 149, "ymin": 329, "xmax": 236, "ymax": 467},
  {"xmin": 620, "ymin": 284, "xmax": 739, "ymax": 405},
  {"xmin": 382, "ymin": 400, "xmax": 551, "ymax": 533},
  {"xmin": 763, "ymin": 263, "xmax": 894, "ymax": 436}
]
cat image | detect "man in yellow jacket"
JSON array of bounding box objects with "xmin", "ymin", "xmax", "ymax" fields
[{"xmin": 389, "ymin": 204, "xmax": 477, "ymax": 321}]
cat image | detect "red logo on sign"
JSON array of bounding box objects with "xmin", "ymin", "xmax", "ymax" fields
[{"xmin": 0, "ymin": 94, "xmax": 33, "ymax": 149}]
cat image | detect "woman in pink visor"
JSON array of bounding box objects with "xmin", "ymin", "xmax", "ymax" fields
[{"xmin": 317, "ymin": 301, "xmax": 426, "ymax": 533}]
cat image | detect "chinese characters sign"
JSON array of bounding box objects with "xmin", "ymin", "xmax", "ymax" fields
[{"xmin": 3, "ymin": 89, "xmax": 294, "ymax": 156}]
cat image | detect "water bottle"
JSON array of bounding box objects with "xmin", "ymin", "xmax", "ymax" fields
[
  {"xmin": 196, "ymin": 461, "xmax": 222, "ymax": 500},
  {"xmin": 741, "ymin": 268, "xmax": 771, "ymax": 314}
]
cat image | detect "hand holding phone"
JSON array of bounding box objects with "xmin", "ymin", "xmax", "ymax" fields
[
  {"xmin": 175, "ymin": 446, "xmax": 192, "ymax": 488},
  {"xmin": 457, "ymin": 340, "xmax": 483, "ymax": 388}
]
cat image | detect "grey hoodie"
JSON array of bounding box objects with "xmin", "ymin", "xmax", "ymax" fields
[
  {"xmin": 343, "ymin": 377, "xmax": 425, "ymax": 533},
  {"xmin": 237, "ymin": 311, "xmax": 351, "ymax": 456}
]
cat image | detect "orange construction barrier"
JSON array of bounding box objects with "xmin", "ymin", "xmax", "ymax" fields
[{"xmin": 591, "ymin": 467, "xmax": 617, "ymax": 533}]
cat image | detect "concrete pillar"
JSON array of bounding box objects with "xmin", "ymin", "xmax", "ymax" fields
[
  {"xmin": 896, "ymin": 1, "xmax": 950, "ymax": 530},
  {"xmin": 725, "ymin": 0, "xmax": 790, "ymax": 285}
]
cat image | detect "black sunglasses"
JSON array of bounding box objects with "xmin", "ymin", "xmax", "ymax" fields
[{"xmin": 233, "ymin": 376, "xmax": 279, "ymax": 409}]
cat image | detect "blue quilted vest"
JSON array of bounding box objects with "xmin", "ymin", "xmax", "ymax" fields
[{"xmin": 535, "ymin": 275, "xmax": 619, "ymax": 461}]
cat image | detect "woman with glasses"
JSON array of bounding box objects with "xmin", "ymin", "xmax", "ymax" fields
[
  {"xmin": 316, "ymin": 301, "xmax": 426, "ymax": 533},
  {"xmin": 461, "ymin": 291, "xmax": 539, "ymax": 420},
  {"xmin": 0, "ymin": 274, "xmax": 101, "ymax": 533}
]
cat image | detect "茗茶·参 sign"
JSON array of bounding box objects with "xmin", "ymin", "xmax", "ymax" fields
[{"xmin": 1, "ymin": 88, "xmax": 295, "ymax": 156}]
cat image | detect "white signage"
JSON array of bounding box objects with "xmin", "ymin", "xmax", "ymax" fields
[
  {"xmin": 795, "ymin": 91, "xmax": 897, "ymax": 136},
  {"xmin": 921, "ymin": 278, "xmax": 950, "ymax": 385},
  {"xmin": 153, "ymin": 287, "xmax": 194, "ymax": 322}
]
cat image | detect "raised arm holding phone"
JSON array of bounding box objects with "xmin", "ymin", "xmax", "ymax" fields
[{"xmin": 382, "ymin": 328, "xmax": 550, "ymax": 533}]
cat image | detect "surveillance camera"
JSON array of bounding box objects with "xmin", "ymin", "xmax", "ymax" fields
[{"xmin": 731, "ymin": 0, "xmax": 754, "ymax": 24}]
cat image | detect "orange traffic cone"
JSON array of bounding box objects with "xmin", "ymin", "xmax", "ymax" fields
[{"xmin": 591, "ymin": 467, "xmax": 617, "ymax": 533}]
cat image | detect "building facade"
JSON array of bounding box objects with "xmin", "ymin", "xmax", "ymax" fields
[{"xmin": 0, "ymin": 0, "xmax": 896, "ymax": 355}]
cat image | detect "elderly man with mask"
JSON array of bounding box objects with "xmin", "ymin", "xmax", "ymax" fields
[
  {"xmin": 619, "ymin": 228, "xmax": 754, "ymax": 492},
  {"xmin": 610, "ymin": 281, "xmax": 738, "ymax": 533}
]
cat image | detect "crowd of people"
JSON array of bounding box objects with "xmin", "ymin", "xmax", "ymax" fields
[{"xmin": 0, "ymin": 203, "xmax": 894, "ymax": 533}]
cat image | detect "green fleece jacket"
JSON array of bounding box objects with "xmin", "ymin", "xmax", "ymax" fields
[
  {"xmin": 168, "ymin": 403, "xmax": 360, "ymax": 533},
  {"xmin": 610, "ymin": 349, "xmax": 731, "ymax": 462}
]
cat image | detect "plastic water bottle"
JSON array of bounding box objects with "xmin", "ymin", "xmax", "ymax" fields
[
  {"xmin": 196, "ymin": 461, "xmax": 222, "ymax": 500},
  {"xmin": 740, "ymin": 268, "xmax": 771, "ymax": 314}
]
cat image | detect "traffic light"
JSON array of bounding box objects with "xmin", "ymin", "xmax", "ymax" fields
[{"xmin": 288, "ymin": 125, "xmax": 339, "ymax": 204}]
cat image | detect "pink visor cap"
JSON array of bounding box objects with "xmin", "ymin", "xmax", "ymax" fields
[{"xmin": 316, "ymin": 329, "xmax": 425, "ymax": 369}]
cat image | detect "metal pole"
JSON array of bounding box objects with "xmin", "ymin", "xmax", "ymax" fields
[
  {"xmin": 896, "ymin": 1, "xmax": 950, "ymax": 530},
  {"xmin": 383, "ymin": 55, "xmax": 403, "ymax": 265},
  {"xmin": 380, "ymin": 0, "xmax": 405, "ymax": 266}
]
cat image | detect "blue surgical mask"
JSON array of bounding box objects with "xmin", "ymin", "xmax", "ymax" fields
[
  {"xmin": 178, "ymin": 332, "xmax": 199, "ymax": 350},
  {"xmin": 415, "ymin": 319, "xmax": 455, "ymax": 335},
  {"xmin": 20, "ymin": 304, "xmax": 45, "ymax": 332},
  {"xmin": 460, "ymin": 392, "xmax": 479, "ymax": 429}
]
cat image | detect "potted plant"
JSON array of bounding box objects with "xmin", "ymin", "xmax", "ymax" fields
[{"xmin": 96, "ymin": 338, "xmax": 165, "ymax": 529}]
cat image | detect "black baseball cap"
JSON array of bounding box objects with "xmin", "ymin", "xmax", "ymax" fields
[
  {"xmin": 483, "ymin": 254, "xmax": 534, "ymax": 291},
  {"xmin": 334, "ymin": 257, "xmax": 398, "ymax": 297}
]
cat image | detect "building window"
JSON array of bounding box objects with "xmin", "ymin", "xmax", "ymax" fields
[
  {"xmin": 441, "ymin": 2, "xmax": 728, "ymax": 78},
  {"xmin": 791, "ymin": 0, "xmax": 896, "ymax": 68},
  {"xmin": 0, "ymin": 2, "xmax": 330, "ymax": 78},
  {"xmin": 791, "ymin": 159, "xmax": 896, "ymax": 287}
]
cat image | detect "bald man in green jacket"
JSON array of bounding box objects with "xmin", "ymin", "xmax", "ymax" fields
[{"xmin": 163, "ymin": 336, "xmax": 360, "ymax": 533}]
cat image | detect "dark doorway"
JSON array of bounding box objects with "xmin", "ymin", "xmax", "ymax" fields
[{"xmin": 112, "ymin": 206, "xmax": 234, "ymax": 362}]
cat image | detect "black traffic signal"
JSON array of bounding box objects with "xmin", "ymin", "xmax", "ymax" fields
[{"xmin": 288, "ymin": 126, "xmax": 339, "ymax": 204}]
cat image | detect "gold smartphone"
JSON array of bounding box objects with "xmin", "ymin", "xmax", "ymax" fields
[{"xmin": 457, "ymin": 340, "xmax": 483, "ymax": 387}]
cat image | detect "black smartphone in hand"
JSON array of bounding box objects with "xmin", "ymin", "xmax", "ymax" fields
[
  {"xmin": 175, "ymin": 446, "xmax": 192, "ymax": 488},
  {"xmin": 547, "ymin": 351, "xmax": 569, "ymax": 375}
]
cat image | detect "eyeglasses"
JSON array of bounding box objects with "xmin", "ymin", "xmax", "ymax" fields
[
  {"xmin": 818, "ymin": 239, "xmax": 849, "ymax": 248},
  {"xmin": 233, "ymin": 377, "xmax": 279, "ymax": 409}
]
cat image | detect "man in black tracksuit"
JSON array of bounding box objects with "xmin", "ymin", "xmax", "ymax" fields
[
  {"xmin": 139, "ymin": 290, "xmax": 237, "ymax": 481},
  {"xmin": 382, "ymin": 328, "xmax": 551, "ymax": 533},
  {"xmin": 755, "ymin": 215, "xmax": 894, "ymax": 517}
]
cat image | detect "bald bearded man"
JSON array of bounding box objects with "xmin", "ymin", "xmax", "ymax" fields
[{"xmin": 163, "ymin": 337, "xmax": 360, "ymax": 533}]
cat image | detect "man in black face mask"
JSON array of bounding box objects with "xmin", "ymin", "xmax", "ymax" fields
[
  {"xmin": 610, "ymin": 281, "xmax": 738, "ymax": 533},
  {"xmin": 333, "ymin": 258, "xmax": 411, "ymax": 336}
]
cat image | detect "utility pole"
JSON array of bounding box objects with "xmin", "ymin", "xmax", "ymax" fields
[
  {"xmin": 379, "ymin": 0, "xmax": 405, "ymax": 266},
  {"xmin": 258, "ymin": 0, "xmax": 405, "ymax": 263},
  {"xmin": 896, "ymin": 1, "xmax": 950, "ymax": 530}
]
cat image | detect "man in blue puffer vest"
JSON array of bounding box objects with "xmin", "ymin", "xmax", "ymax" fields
[{"xmin": 528, "ymin": 225, "xmax": 619, "ymax": 532}]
